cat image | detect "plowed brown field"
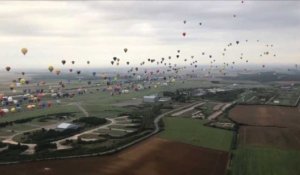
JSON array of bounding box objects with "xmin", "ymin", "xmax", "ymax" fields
[
  {"xmin": 0, "ymin": 137, "xmax": 229, "ymax": 175},
  {"xmin": 230, "ymin": 105, "xmax": 300, "ymax": 150},
  {"xmin": 239, "ymin": 126, "xmax": 300, "ymax": 150},
  {"xmin": 229, "ymin": 105, "xmax": 300, "ymax": 129}
]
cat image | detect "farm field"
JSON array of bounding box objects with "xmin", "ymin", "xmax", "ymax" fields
[
  {"xmin": 0, "ymin": 105, "xmax": 81, "ymax": 123},
  {"xmin": 0, "ymin": 137, "xmax": 229, "ymax": 175},
  {"xmin": 239, "ymin": 126, "xmax": 300, "ymax": 150},
  {"xmin": 231, "ymin": 147, "xmax": 300, "ymax": 175},
  {"xmin": 159, "ymin": 117, "xmax": 233, "ymax": 151},
  {"xmin": 229, "ymin": 104, "xmax": 300, "ymax": 175},
  {"xmin": 229, "ymin": 105, "xmax": 300, "ymax": 128}
]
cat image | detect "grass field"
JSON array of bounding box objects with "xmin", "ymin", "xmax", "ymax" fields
[
  {"xmin": 0, "ymin": 105, "xmax": 81, "ymax": 123},
  {"xmin": 231, "ymin": 147, "xmax": 300, "ymax": 175},
  {"xmin": 159, "ymin": 117, "xmax": 233, "ymax": 151},
  {"xmin": 0, "ymin": 124, "xmax": 38, "ymax": 132}
]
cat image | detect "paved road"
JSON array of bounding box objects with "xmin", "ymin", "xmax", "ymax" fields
[
  {"xmin": 171, "ymin": 102, "xmax": 204, "ymax": 117},
  {"xmin": 207, "ymin": 102, "xmax": 235, "ymax": 120}
]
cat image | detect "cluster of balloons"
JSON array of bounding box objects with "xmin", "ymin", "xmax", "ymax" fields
[{"xmin": 2, "ymin": 0, "xmax": 300, "ymax": 95}]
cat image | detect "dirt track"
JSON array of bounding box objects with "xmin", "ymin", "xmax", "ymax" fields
[{"xmin": 0, "ymin": 137, "xmax": 229, "ymax": 175}]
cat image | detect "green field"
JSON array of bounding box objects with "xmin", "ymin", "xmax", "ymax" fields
[
  {"xmin": 0, "ymin": 105, "xmax": 82, "ymax": 123},
  {"xmin": 159, "ymin": 117, "xmax": 233, "ymax": 151},
  {"xmin": 231, "ymin": 147, "xmax": 300, "ymax": 175}
]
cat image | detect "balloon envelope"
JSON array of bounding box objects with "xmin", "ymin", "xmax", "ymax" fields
[{"xmin": 21, "ymin": 48, "xmax": 28, "ymax": 55}]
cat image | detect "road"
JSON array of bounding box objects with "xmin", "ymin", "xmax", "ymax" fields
[
  {"xmin": 171, "ymin": 102, "xmax": 204, "ymax": 117},
  {"xmin": 207, "ymin": 102, "xmax": 236, "ymax": 120}
]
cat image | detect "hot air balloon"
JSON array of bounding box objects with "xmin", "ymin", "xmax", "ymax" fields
[
  {"xmin": 126, "ymin": 61, "xmax": 130, "ymax": 65},
  {"xmin": 21, "ymin": 72, "xmax": 25, "ymax": 76},
  {"xmin": 21, "ymin": 48, "xmax": 28, "ymax": 55},
  {"xmin": 124, "ymin": 48, "xmax": 128, "ymax": 53},
  {"xmin": 93, "ymin": 72, "xmax": 96, "ymax": 77},
  {"xmin": 69, "ymin": 69, "xmax": 73, "ymax": 73},
  {"xmin": 72, "ymin": 61, "xmax": 75, "ymax": 64},
  {"xmin": 48, "ymin": 66, "xmax": 54, "ymax": 72},
  {"xmin": 183, "ymin": 20, "xmax": 186, "ymax": 24},
  {"xmin": 77, "ymin": 71, "xmax": 81, "ymax": 75},
  {"xmin": 20, "ymin": 78, "xmax": 26, "ymax": 85},
  {"xmin": 182, "ymin": 32, "xmax": 186, "ymax": 37},
  {"xmin": 55, "ymin": 70, "xmax": 61, "ymax": 75},
  {"xmin": 61, "ymin": 60, "xmax": 66, "ymax": 65},
  {"xmin": 87, "ymin": 61, "xmax": 90, "ymax": 64},
  {"xmin": 5, "ymin": 66, "xmax": 11, "ymax": 72}
]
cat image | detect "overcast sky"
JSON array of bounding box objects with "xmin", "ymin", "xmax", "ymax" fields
[{"xmin": 0, "ymin": 1, "xmax": 299, "ymax": 70}]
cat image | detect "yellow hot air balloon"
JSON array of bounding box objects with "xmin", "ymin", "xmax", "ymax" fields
[
  {"xmin": 21, "ymin": 48, "xmax": 28, "ymax": 55},
  {"xmin": 10, "ymin": 108, "xmax": 16, "ymax": 112},
  {"xmin": 19, "ymin": 78, "xmax": 26, "ymax": 85},
  {"xmin": 48, "ymin": 66, "xmax": 54, "ymax": 72}
]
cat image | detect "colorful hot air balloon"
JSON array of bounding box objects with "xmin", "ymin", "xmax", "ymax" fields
[{"xmin": 21, "ymin": 48, "xmax": 28, "ymax": 55}]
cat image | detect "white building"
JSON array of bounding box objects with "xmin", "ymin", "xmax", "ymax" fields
[
  {"xmin": 143, "ymin": 95, "xmax": 159, "ymax": 103},
  {"xmin": 159, "ymin": 97, "xmax": 172, "ymax": 103},
  {"xmin": 56, "ymin": 123, "xmax": 79, "ymax": 131}
]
